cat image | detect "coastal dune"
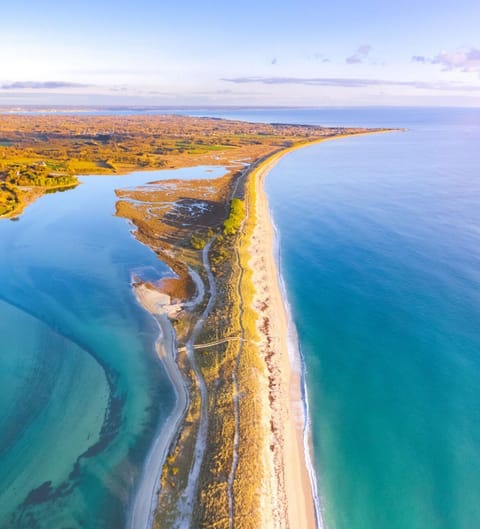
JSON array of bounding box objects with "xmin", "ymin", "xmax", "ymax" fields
[
  {"xmin": 128, "ymin": 147, "xmax": 322, "ymax": 529},
  {"xmin": 0, "ymin": 111, "xmax": 386, "ymax": 529}
]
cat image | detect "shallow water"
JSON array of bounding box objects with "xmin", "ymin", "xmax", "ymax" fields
[{"xmin": 0, "ymin": 166, "xmax": 224, "ymax": 528}]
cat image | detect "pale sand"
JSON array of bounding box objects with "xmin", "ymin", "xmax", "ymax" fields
[
  {"xmin": 248, "ymin": 133, "xmax": 396, "ymax": 528},
  {"xmin": 128, "ymin": 283, "xmax": 189, "ymax": 529},
  {"xmin": 129, "ymin": 133, "xmax": 393, "ymax": 529},
  {"xmin": 247, "ymin": 146, "xmax": 322, "ymax": 529},
  {"xmin": 131, "ymin": 146, "xmax": 321, "ymax": 529}
]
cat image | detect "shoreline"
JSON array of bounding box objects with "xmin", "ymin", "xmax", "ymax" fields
[
  {"xmin": 127, "ymin": 130, "xmax": 398, "ymax": 528},
  {"xmin": 128, "ymin": 284, "xmax": 190, "ymax": 529},
  {"xmin": 274, "ymin": 204, "xmax": 325, "ymax": 529},
  {"xmin": 243, "ymin": 130, "xmax": 398, "ymax": 527},
  {"xmin": 246, "ymin": 147, "xmax": 319, "ymax": 529}
]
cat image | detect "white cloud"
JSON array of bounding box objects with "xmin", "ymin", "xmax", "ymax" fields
[
  {"xmin": 0, "ymin": 81, "xmax": 89, "ymax": 90},
  {"xmin": 433, "ymin": 48, "xmax": 480, "ymax": 72},
  {"xmin": 222, "ymin": 75, "xmax": 480, "ymax": 92}
]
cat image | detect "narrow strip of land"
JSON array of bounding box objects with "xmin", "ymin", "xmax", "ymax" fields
[{"xmin": 122, "ymin": 127, "xmax": 397, "ymax": 529}]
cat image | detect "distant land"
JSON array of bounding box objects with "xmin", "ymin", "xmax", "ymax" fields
[{"xmin": 0, "ymin": 113, "xmax": 377, "ymax": 217}]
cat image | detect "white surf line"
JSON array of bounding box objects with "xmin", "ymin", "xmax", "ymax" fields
[
  {"xmin": 273, "ymin": 199, "xmax": 326, "ymax": 529},
  {"xmin": 174, "ymin": 239, "xmax": 217, "ymax": 529}
]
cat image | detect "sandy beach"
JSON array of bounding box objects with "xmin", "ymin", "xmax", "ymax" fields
[
  {"xmin": 129, "ymin": 142, "xmax": 331, "ymax": 529},
  {"xmin": 246, "ymin": 149, "xmax": 319, "ymax": 529},
  {"xmin": 128, "ymin": 147, "xmax": 322, "ymax": 529}
]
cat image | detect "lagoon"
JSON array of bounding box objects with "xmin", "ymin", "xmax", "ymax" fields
[{"xmin": 0, "ymin": 166, "xmax": 224, "ymax": 528}]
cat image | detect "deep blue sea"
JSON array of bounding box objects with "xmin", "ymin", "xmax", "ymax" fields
[{"xmin": 1, "ymin": 106, "xmax": 479, "ymax": 529}]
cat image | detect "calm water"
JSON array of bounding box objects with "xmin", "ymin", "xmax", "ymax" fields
[
  {"xmin": 0, "ymin": 165, "xmax": 224, "ymax": 528},
  {"xmin": 177, "ymin": 105, "xmax": 480, "ymax": 528},
  {"xmin": 180, "ymin": 106, "xmax": 480, "ymax": 529}
]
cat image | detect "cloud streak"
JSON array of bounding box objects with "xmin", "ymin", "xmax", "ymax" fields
[
  {"xmin": 222, "ymin": 76, "xmax": 480, "ymax": 91},
  {"xmin": 0, "ymin": 81, "xmax": 89, "ymax": 90},
  {"xmin": 432, "ymin": 48, "xmax": 480, "ymax": 72},
  {"xmin": 346, "ymin": 44, "xmax": 372, "ymax": 64}
]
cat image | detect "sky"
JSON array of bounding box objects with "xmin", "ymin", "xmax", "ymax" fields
[{"xmin": 1, "ymin": 0, "xmax": 480, "ymax": 107}]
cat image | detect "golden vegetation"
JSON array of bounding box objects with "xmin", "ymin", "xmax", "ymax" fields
[
  {"xmin": 117, "ymin": 152, "xmax": 273, "ymax": 528},
  {"xmin": 205, "ymin": 168, "xmax": 269, "ymax": 529},
  {"xmin": 0, "ymin": 182, "xmax": 19, "ymax": 216},
  {"xmin": 0, "ymin": 113, "xmax": 368, "ymax": 216},
  {"xmin": 0, "ymin": 113, "xmax": 384, "ymax": 525},
  {"xmin": 223, "ymin": 198, "xmax": 245, "ymax": 236},
  {"xmin": 0, "ymin": 112, "xmax": 376, "ymax": 526}
]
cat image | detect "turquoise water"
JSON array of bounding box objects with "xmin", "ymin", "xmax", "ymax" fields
[
  {"xmin": 0, "ymin": 166, "xmax": 224, "ymax": 528},
  {"xmin": 263, "ymin": 109, "xmax": 480, "ymax": 529}
]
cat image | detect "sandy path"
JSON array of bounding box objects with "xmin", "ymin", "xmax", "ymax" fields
[
  {"xmin": 128, "ymin": 134, "xmax": 392, "ymax": 529},
  {"xmin": 174, "ymin": 239, "xmax": 217, "ymax": 529}
]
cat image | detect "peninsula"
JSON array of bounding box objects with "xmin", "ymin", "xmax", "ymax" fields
[{"xmin": 0, "ymin": 113, "xmax": 386, "ymax": 528}]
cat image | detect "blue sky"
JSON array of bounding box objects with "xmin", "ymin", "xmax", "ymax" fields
[{"xmin": 1, "ymin": 0, "xmax": 480, "ymax": 106}]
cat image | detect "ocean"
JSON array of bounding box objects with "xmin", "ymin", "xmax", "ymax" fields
[
  {"xmin": 183, "ymin": 105, "xmax": 480, "ymax": 529},
  {"xmin": 261, "ymin": 108, "xmax": 480, "ymax": 529},
  {"xmin": 1, "ymin": 106, "xmax": 479, "ymax": 529}
]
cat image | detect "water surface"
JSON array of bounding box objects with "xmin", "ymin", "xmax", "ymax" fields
[
  {"xmin": 3, "ymin": 106, "xmax": 480, "ymax": 529},
  {"xmin": 0, "ymin": 165, "xmax": 224, "ymax": 528},
  {"xmin": 265, "ymin": 108, "xmax": 480, "ymax": 529}
]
